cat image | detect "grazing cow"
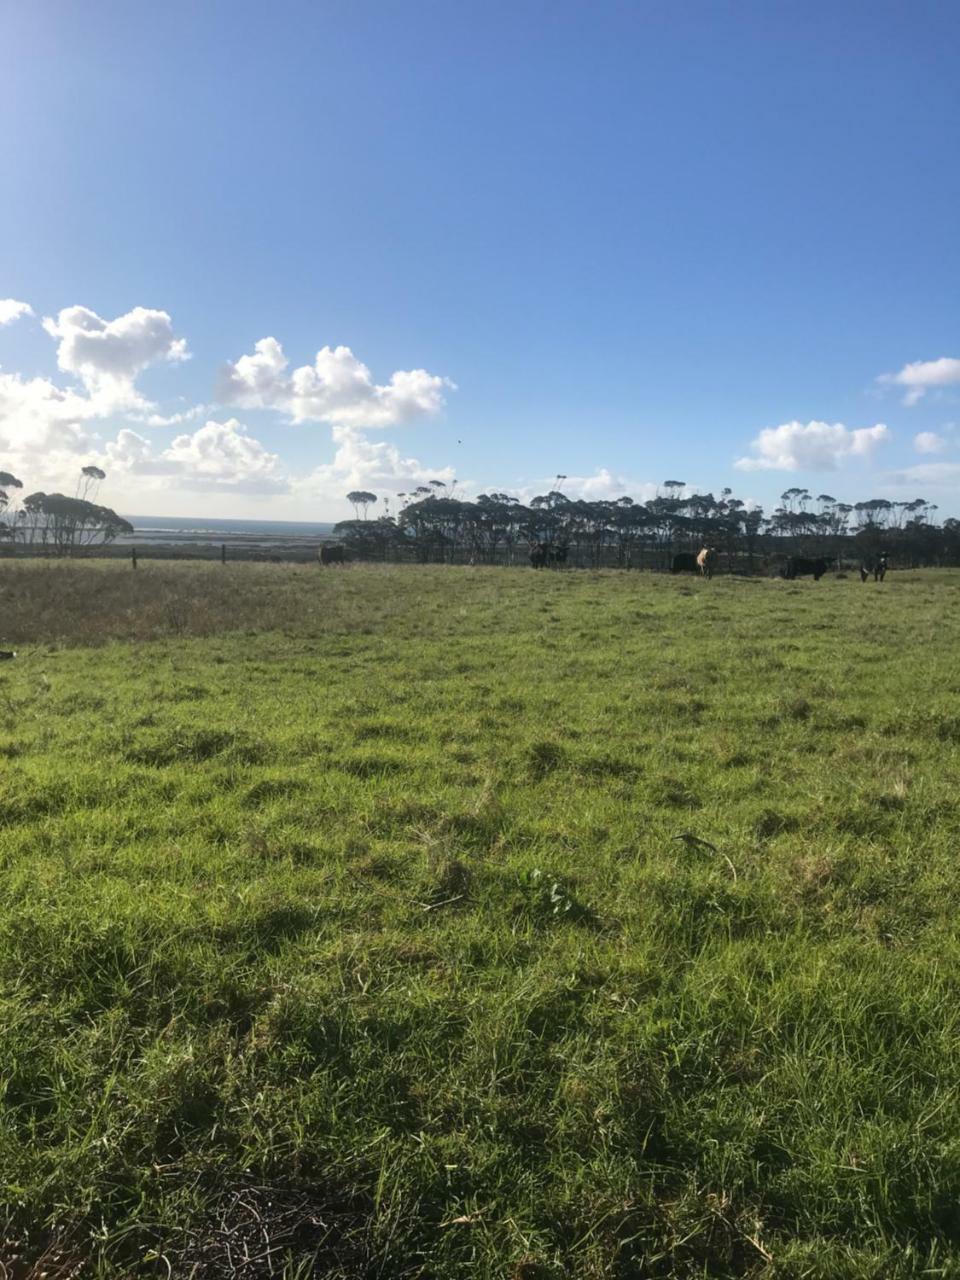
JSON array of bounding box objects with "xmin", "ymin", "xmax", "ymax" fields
[
  {"xmin": 529, "ymin": 542, "xmax": 568, "ymax": 569},
  {"xmin": 860, "ymin": 554, "xmax": 888, "ymax": 583},
  {"xmin": 0, "ymin": 651, "xmax": 14, "ymax": 660},
  {"xmin": 784, "ymin": 556, "xmax": 829, "ymax": 581},
  {"xmin": 318, "ymin": 544, "xmax": 346, "ymax": 565},
  {"xmin": 696, "ymin": 547, "xmax": 718, "ymax": 579},
  {"xmin": 671, "ymin": 552, "xmax": 699, "ymax": 574}
]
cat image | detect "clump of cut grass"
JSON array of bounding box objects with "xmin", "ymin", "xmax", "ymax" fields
[{"xmin": 526, "ymin": 738, "xmax": 566, "ymax": 778}]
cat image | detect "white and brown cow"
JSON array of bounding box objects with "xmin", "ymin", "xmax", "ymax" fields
[{"xmin": 696, "ymin": 547, "xmax": 718, "ymax": 579}]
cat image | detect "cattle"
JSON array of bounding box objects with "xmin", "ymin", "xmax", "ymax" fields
[
  {"xmin": 529, "ymin": 541, "xmax": 568, "ymax": 569},
  {"xmin": 0, "ymin": 651, "xmax": 14, "ymax": 660},
  {"xmin": 860, "ymin": 554, "xmax": 888, "ymax": 583},
  {"xmin": 671, "ymin": 552, "xmax": 699, "ymax": 574},
  {"xmin": 318, "ymin": 544, "xmax": 346, "ymax": 566},
  {"xmin": 696, "ymin": 547, "xmax": 718, "ymax": 579},
  {"xmin": 783, "ymin": 556, "xmax": 829, "ymax": 581}
]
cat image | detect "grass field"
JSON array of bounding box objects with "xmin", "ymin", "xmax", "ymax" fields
[{"xmin": 1, "ymin": 560, "xmax": 960, "ymax": 1278}]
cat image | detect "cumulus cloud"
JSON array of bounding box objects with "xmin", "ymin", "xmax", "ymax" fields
[
  {"xmin": 735, "ymin": 420, "xmax": 890, "ymax": 472},
  {"xmin": 502, "ymin": 470, "xmax": 668, "ymax": 507},
  {"xmin": 105, "ymin": 420, "xmax": 288, "ymax": 494},
  {"xmin": 0, "ymin": 371, "xmax": 101, "ymax": 464},
  {"xmin": 0, "ymin": 299, "xmax": 33, "ymax": 326},
  {"xmin": 218, "ymin": 337, "xmax": 289, "ymax": 407},
  {"xmin": 0, "ymin": 302, "xmax": 194, "ymax": 489},
  {"xmin": 295, "ymin": 426, "xmax": 455, "ymax": 505},
  {"xmin": 914, "ymin": 431, "xmax": 947, "ymax": 455},
  {"xmin": 219, "ymin": 337, "xmax": 453, "ymax": 427},
  {"xmin": 549, "ymin": 469, "xmax": 659, "ymax": 503},
  {"xmin": 42, "ymin": 305, "xmax": 189, "ymax": 407},
  {"xmin": 878, "ymin": 357, "xmax": 960, "ymax": 406},
  {"xmin": 0, "ymin": 300, "xmax": 252, "ymax": 503},
  {"xmin": 0, "ymin": 371, "xmax": 106, "ymax": 493}
]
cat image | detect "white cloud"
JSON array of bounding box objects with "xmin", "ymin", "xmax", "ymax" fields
[
  {"xmin": 570, "ymin": 471, "xmax": 660, "ymax": 499},
  {"xmin": 0, "ymin": 371, "xmax": 102, "ymax": 484},
  {"xmin": 0, "ymin": 299, "xmax": 33, "ymax": 326},
  {"xmin": 735, "ymin": 420, "xmax": 890, "ymax": 472},
  {"xmin": 295, "ymin": 425, "xmax": 456, "ymax": 507},
  {"xmin": 105, "ymin": 420, "xmax": 288, "ymax": 494},
  {"xmin": 42, "ymin": 305, "xmax": 189, "ymax": 407},
  {"xmin": 219, "ymin": 337, "xmax": 453, "ymax": 427},
  {"xmin": 878, "ymin": 357, "xmax": 960, "ymax": 406},
  {"xmin": 133, "ymin": 404, "xmax": 209, "ymax": 428},
  {"xmin": 914, "ymin": 431, "xmax": 947, "ymax": 455},
  {"xmin": 552, "ymin": 469, "xmax": 659, "ymax": 502},
  {"xmin": 0, "ymin": 303, "xmax": 191, "ymax": 490},
  {"xmin": 0, "ymin": 409, "xmax": 286, "ymax": 504},
  {"xmin": 0, "ymin": 370, "xmax": 99, "ymax": 440},
  {"xmin": 0, "ymin": 302, "xmax": 459, "ymax": 514},
  {"xmin": 218, "ymin": 336, "xmax": 289, "ymax": 407}
]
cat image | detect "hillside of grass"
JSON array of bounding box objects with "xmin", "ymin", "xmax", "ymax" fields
[{"xmin": 1, "ymin": 561, "xmax": 959, "ymax": 1278}]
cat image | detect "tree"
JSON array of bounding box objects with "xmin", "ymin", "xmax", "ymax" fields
[
  {"xmin": 346, "ymin": 490, "xmax": 378, "ymax": 520},
  {"xmin": 0, "ymin": 471, "xmax": 23, "ymax": 544},
  {"xmin": 2, "ymin": 466, "xmax": 130, "ymax": 554},
  {"xmin": 77, "ymin": 465, "xmax": 106, "ymax": 502},
  {"xmin": 8, "ymin": 467, "xmax": 129, "ymax": 554},
  {"xmin": 19, "ymin": 492, "xmax": 133, "ymax": 554},
  {"xmin": 333, "ymin": 516, "xmax": 399, "ymax": 560}
]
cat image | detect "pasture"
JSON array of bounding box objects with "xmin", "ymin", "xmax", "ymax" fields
[{"xmin": 1, "ymin": 560, "xmax": 959, "ymax": 1278}]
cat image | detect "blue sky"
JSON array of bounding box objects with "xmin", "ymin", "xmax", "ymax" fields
[{"xmin": 1, "ymin": 0, "xmax": 958, "ymax": 519}]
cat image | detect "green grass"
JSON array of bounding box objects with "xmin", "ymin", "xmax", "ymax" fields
[{"xmin": 1, "ymin": 560, "xmax": 960, "ymax": 1278}]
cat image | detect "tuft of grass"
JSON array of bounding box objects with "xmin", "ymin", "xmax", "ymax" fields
[{"xmin": 1, "ymin": 560, "xmax": 960, "ymax": 1276}]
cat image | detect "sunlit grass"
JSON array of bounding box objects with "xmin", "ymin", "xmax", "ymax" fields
[{"xmin": 1, "ymin": 560, "xmax": 959, "ymax": 1276}]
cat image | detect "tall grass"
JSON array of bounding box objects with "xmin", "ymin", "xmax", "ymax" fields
[{"xmin": 1, "ymin": 560, "xmax": 959, "ymax": 1276}]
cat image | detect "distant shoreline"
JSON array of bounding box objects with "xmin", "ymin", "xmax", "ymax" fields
[{"xmin": 112, "ymin": 515, "xmax": 338, "ymax": 551}]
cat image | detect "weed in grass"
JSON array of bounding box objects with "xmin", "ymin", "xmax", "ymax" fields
[{"xmin": 517, "ymin": 868, "xmax": 591, "ymax": 924}]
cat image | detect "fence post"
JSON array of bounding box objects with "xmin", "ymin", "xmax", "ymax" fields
[
  {"xmin": 221, "ymin": 543, "xmax": 226, "ymax": 565},
  {"xmin": 131, "ymin": 546, "xmax": 137, "ymax": 571}
]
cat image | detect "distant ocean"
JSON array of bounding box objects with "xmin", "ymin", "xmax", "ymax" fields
[{"xmin": 116, "ymin": 516, "xmax": 337, "ymax": 548}]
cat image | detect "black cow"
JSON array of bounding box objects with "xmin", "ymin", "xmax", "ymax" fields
[
  {"xmin": 860, "ymin": 555, "xmax": 887, "ymax": 583},
  {"xmin": 784, "ymin": 557, "xmax": 829, "ymax": 581},
  {"xmin": 529, "ymin": 542, "xmax": 568, "ymax": 569},
  {"xmin": 0, "ymin": 651, "xmax": 14, "ymax": 661},
  {"xmin": 318, "ymin": 544, "xmax": 346, "ymax": 565},
  {"xmin": 671, "ymin": 552, "xmax": 699, "ymax": 574}
]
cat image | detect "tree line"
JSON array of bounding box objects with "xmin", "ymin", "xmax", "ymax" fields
[
  {"xmin": 335, "ymin": 483, "xmax": 960, "ymax": 570},
  {"xmin": 2, "ymin": 466, "xmax": 957, "ymax": 569},
  {"xmin": 0, "ymin": 467, "xmax": 133, "ymax": 554}
]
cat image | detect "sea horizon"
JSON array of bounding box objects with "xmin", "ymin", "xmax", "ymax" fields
[{"xmin": 115, "ymin": 514, "xmax": 338, "ymax": 546}]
